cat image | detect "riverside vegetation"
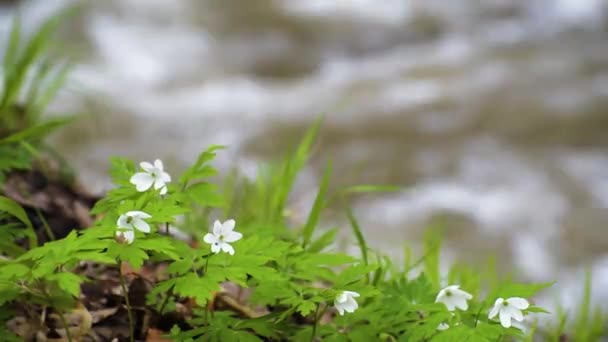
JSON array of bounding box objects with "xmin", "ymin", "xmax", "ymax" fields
[{"xmin": 0, "ymin": 10, "xmax": 605, "ymax": 342}]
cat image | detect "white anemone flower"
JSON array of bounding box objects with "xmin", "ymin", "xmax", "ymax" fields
[
  {"xmin": 334, "ymin": 291, "xmax": 360, "ymax": 316},
  {"xmin": 130, "ymin": 159, "xmax": 171, "ymax": 195},
  {"xmin": 116, "ymin": 211, "xmax": 152, "ymax": 244},
  {"xmin": 489, "ymin": 297, "xmax": 530, "ymax": 328},
  {"xmin": 435, "ymin": 285, "xmax": 473, "ymax": 311},
  {"xmin": 203, "ymin": 219, "xmax": 242, "ymax": 255},
  {"xmin": 437, "ymin": 323, "xmax": 450, "ymax": 331}
]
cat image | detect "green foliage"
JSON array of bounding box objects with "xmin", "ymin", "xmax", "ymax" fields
[
  {"xmin": 0, "ymin": 9, "xmax": 75, "ymax": 181},
  {"xmin": 0, "ymin": 195, "xmax": 37, "ymax": 253},
  {"xmin": 0, "ymin": 110, "xmax": 584, "ymax": 341}
]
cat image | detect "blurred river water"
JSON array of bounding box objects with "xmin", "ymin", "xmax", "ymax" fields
[{"xmin": 2, "ymin": 0, "xmax": 608, "ymax": 316}]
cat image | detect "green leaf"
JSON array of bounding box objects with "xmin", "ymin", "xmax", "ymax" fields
[
  {"xmin": 0, "ymin": 196, "xmax": 36, "ymax": 247},
  {"xmin": 172, "ymin": 273, "xmax": 223, "ymax": 306},
  {"xmin": 179, "ymin": 145, "xmax": 224, "ymax": 185},
  {"xmin": 185, "ymin": 182, "xmax": 223, "ymax": 207},
  {"xmin": 0, "ymin": 263, "xmax": 30, "ymax": 280},
  {"xmin": 47, "ymin": 272, "xmax": 82, "ymax": 297},
  {"xmin": 0, "ymin": 196, "xmax": 32, "ymax": 229},
  {"xmin": 297, "ymin": 300, "xmax": 317, "ymax": 316}
]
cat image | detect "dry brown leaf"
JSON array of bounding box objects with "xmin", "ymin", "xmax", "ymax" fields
[{"xmin": 146, "ymin": 328, "xmax": 173, "ymax": 342}]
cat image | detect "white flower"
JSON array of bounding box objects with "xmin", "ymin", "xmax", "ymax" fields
[
  {"xmin": 116, "ymin": 211, "xmax": 152, "ymax": 244},
  {"xmin": 488, "ymin": 297, "xmax": 529, "ymax": 328},
  {"xmin": 203, "ymin": 219, "xmax": 242, "ymax": 255},
  {"xmin": 130, "ymin": 159, "xmax": 171, "ymax": 195},
  {"xmin": 334, "ymin": 291, "xmax": 360, "ymax": 316},
  {"xmin": 435, "ymin": 285, "xmax": 473, "ymax": 311},
  {"xmin": 437, "ymin": 323, "xmax": 450, "ymax": 331}
]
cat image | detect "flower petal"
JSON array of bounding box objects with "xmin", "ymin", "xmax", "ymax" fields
[
  {"xmin": 117, "ymin": 229, "xmax": 135, "ymax": 244},
  {"xmin": 224, "ymin": 231, "xmax": 242, "ymax": 243},
  {"xmin": 154, "ymin": 159, "xmax": 164, "ymax": 171},
  {"xmin": 455, "ymin": 297, "xmax": 469, "ymax": 311},
  {"xmin": 160, "ymin": 171, "xmax": 171, "ymax": 182},
  {"xmin": 510, "ymin": 308, "xmax": 524, "ymax": 322},
  {"xmin": 117, "ymin": 215, "xmax": 130, "ymax": 229},
  {"xmin": 132, "ymin": 218, "xmax": 151, "ymax": 233},
  {"xmin": 336, "ymin": 293, "xmax": 348, "ymax": 304},
  {"xmin": 130, "ymin": 173, "xmax": 155, "ymax": 191},
  {"xmin": 154, "ymin": 178, "xmax": 166, "ymax": 191},
  {"xmin": 455, "ymin": 288, "xmax": 473, "ymax": 300},
  {"xmin": 210, "ymin": 242, "xmax": 221, "ymax": 254},
  {"xmin": 220, "ymin": 219, "xmax": 236, "ymax": 234},
  {"xmin": 499, "ymin": 309, "xmax": 512, "ymax": 328},
  {"xmin": 344, "ymin": 297, "xmax": 359, "ymax": 312},
  {"xmin": 442, "ymin": 299, "xmax": 456, "ymax": 311},
  {"xmin": 435, "ymin": 289, "xmax": 447, "ymax": 303},
  {"xmin": 213, "ymin": 221, "xmax": 222, "ymax": 235},
  {"xmin": 128, "ymin": 211, "xmax": 152, "ymax": 219},
  {"xmin": 160, "ymin": 185, "xmax": 168, "ymax": 195},
  {"xmin": 344, "ymin": 291, "xmax": 360, "ymax": 298},
  {"xmin": 489, "ymin": 302, "xmax": 500, "ymax": 319},
  {"xmin": 507, "ymin": 297, "xmax": 529, "ymax": 310},
  {"xmin": 140, "ymin": 162, "xmax": 155, "ymax": 172},
  {"xmin": 203, "ymin": 233, "xmax": 217, "ymax": 244},
  {"xmin": 335, "ymin": 304, "xmax": 345, "ymax": 316},
  {"xmin": 437, "ymin": 323, "xmax": 450, "ymax": 331},
  {"xmin": 221, "ymin": 243, "xmax": 235, "ymax": 255}
]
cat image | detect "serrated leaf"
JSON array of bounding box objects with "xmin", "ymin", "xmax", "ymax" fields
[{"xmin": 48, "ymin": 272, "xmax": 82, "ymax": 297}]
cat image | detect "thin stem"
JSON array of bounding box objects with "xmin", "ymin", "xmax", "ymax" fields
[
  {"xmin": 204, "ymin": 254, "xmax": 211, "ymax": 275},
  {"xmin": 118, "ymin": 260, "xmax": 135, "ymax": 342},
  {"xmin": 40, "ymin": 286, "xmax": 72, "ymax": 342},
  {"xmin": 158, "ymin": 284, "xmax": 175, "ymax": 315},
  {"xmin": 56, "ymin": 310, "xmax": 73, "ymax": 342},
  {"xmin": 35, "ymin": 207, "xmax": 55, "ymax": 241},
  {"xmin": 310, "ymin": 303, "xmax": 321, "ymax": 342},
  {"xmin": 165, "ymin": 222, "xmax": 170, "ymax": 235},
  {"xmin": 204, "ymin": 300, "xmax": 209, "ymax": 326}
]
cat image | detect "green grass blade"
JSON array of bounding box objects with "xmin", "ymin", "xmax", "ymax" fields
[
  {"xmin": 302, "ymin": 161, "xmax": 332, "ymax": 248},
  {"xmin": 0, "ymin": 116, "xmax": 72, "ymax": 144},
  {"xmin": 573, "ymin": 268, "xmax": 593, "ymax": 340},
  {"xmin": 342, "ymin": 185, "xmax": 401, "ymax": 194},
  {"xmin": 3, "ymin": 16, "xmax": 22, "ymax": 82},
  {"xmin": 0, "ymin": 8, "xmax": 73, "ymax": 112},
  {"xmin": 25, "ymin": 58, "xmax": 53, "ymax": 105},
  {"xmin": 274, "ymin": 115, "xmax": 324, "ymax": 217},
  {"xmin": 345, "ymin": 206, "xmax": 368, "ymax": 266},
  {"xmin": 423, "ymin": 229, "xmax": 441, "ymax": 290},
  {"xmin": 30, "ymin": 62, "xmax": 72, "ymax": 122}
]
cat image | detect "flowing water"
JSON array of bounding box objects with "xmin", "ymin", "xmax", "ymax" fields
[{"xmin": 2, "ymin": 0, "xmax": 608, "ymax": 316}]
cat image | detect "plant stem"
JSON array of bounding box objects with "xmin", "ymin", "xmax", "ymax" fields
[
  {"xmin": 56, "ymin": 309, "xmax": 73, "ymax": 342},
  {"xmin": 40, "ymin": 286, "xmax": 72, "ymax": 342},
  {"xmin": 158, "ymin": 285, "xmax": 175, "ymax": 315},
  {"xmin": 165, "ymin": 222, "xmax": 170, "ymax": 235},
  {"xmin": 118, "ymin": 259, "xmax": 135, "ymax": 342},
  {"xmin": 204, "ymin": 254, "xmax": 211, "ymax": 275},
  {"xmin": 35, "ymin": 207, "xmax": 55, "ymax": 241},
  {"xmin": 310, "ymin": 303, "xmax": 321, "ymax": 342}
]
